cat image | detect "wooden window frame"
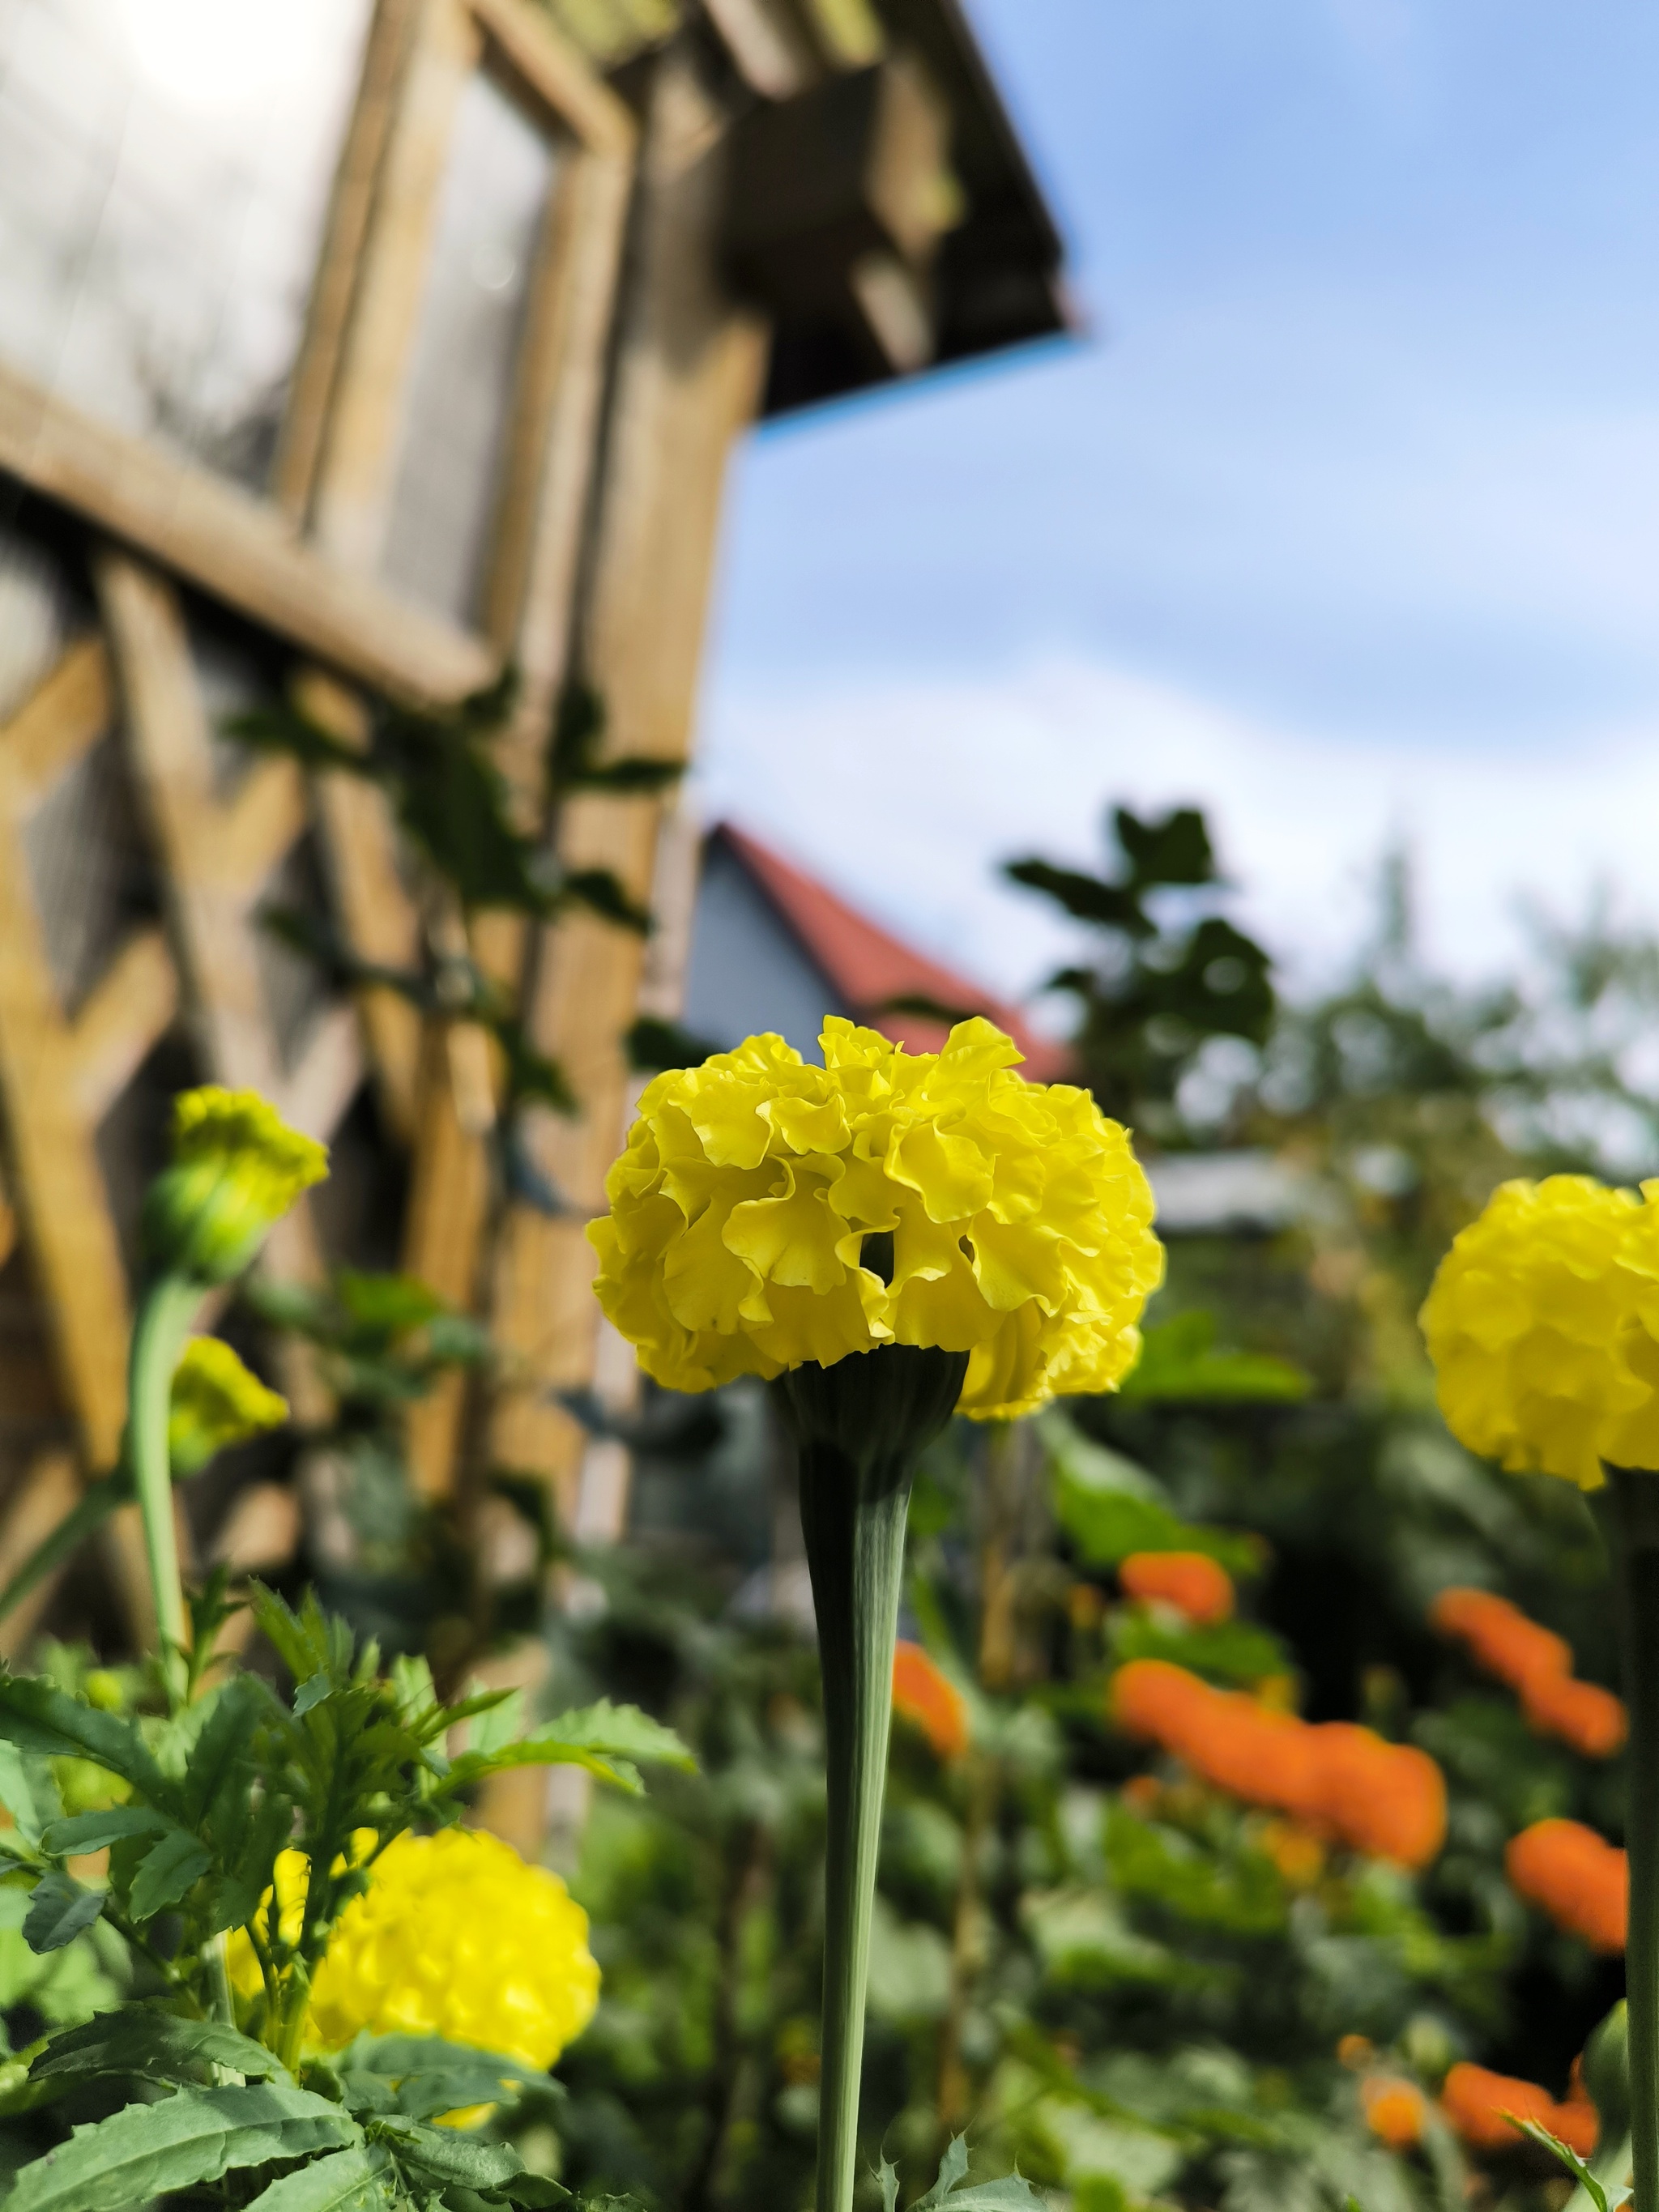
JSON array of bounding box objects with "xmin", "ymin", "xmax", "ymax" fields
[{"xmin": 0, "ymin": 0, "xmax": 635, "ymax": 705}]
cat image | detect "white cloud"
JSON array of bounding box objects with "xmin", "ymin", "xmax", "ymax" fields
[{"xmin": 693, "ymin": 653, "xmax": 1659, "ymax": 1008}]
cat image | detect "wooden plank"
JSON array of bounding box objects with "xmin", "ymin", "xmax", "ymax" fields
[
  {"xmin": 272, "ymin": 0, "xmax": 424, "ymax": 522},
  {"xmin": 401, "ymin": 1020, "xmax": 495, "ymax": 1497},
  {"xmin": 486, "ymin": 49, "xmax": 770, "ymax": 1532},
  {"xmin": 0, "ymin": 1451, "xmax": 81, "ymax": 1660},
  {"xmin": 283, "ymin": 1001, "xmax": 367, "ymax": 1146},
  {"xmin": 65, "ymin": 928, "xmax": 180, "ymax": 1124},
  {"xmin": 220, "ymin": 757, "xmax": 309, "ymax": 894},
  {"xmin": 0, "ymin": 360, "xmax": 495, "ymax": 706},
  {"xmin": 485, "ymin": 140, "xmax": 634, "ymax": 682},
  {"xmin": 470, "ymin": 0, "xmax": 635, "ymax": 156},
  {"xmin": 0, "ymin": 660, "xmax": 133, "ymax": 1473},
  {"xmin": 309, "ymin": 0, "xmax": 483, "ymax": 573},
  {"xmin": 0, "ymin": 1180, "xmax": 16, "ymax": 1274},
  {"xmin": 3, "ymin": 638, "xmax": 113, "ymax": 807}
]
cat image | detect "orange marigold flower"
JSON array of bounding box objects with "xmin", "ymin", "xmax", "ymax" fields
[
  {"xmin": 1440, "ymin": 2061, "xmax": 1597, "ymax": 2157},
  {"xmin": 1362, "ymin": 2074, "xmax": 1428, "ymax": 2151},
  {"xmin": 1431, "ymin": 1588, "xmax": 1570, "ymax": 1693},
  {"xmin": 892, "ymin": 1640, "xmax": 969, "ymax": 1761},
  {"xmin": 1337, "ymin": 2034, "xmax": 1375, "ymax": 2070},
  {"xmin": 1519, "ymin": 1670, "xmax": 1627, "ymax": 1758},
  {"xmin": 1120, "ymin": 1550, "xmax": 1235, "ymax": 1626},
  {"xmin": 1312, "ymin": 1724, "xmax": 1447, "ymax": 1873},
  {"xmin": 1505, "ymin": 1818, "xmax": 1627, "ymax": 1952},
  {"xmin": 1110, "ymin": 1661, "xmax": 1447, "ymax": 1868}
]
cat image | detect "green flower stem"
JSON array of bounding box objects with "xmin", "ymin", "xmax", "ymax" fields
[
  {"xmin": 784, "ymin": 1346, "xmax": 968, "ymax": 2212},
  {"xmin": 126, "ymin": 1272, "xmax": 201, "ymax": 1698},
  {"xmin": 1608, "ymin": 1468, "xmax": 1659, "ymax": 2212}
]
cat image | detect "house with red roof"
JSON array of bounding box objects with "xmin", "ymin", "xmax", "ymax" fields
[{"xmin": 682, "ymin": 822, "xmax": 1069, "ymax": 1077}]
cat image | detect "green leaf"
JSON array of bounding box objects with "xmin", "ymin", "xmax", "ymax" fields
[
  {"xmin": 5, "ymin": 2081, "xmax": 360, "ymax": 2212},
  {"xmin": 32, "ymin": 2006, "xmax": 287, "ymax": 2086},
  {"xmin": 337, "ymin": 2032, "xmax": 547, "ymax": 2120},
  {"xmin": 23, "ymin": 1869, "xmax": 103, "ymax": 1953},
  {"xmin": 1119, "ymin": 1312, "xmax": 1310, "ymax": 1405},
  {"xmin": 560, "ymin": 867, "xmax": 651, "ymax": 934},
  {"xmin": 0, "ymin": 1674, "xmax": 174, "ymax": 1807},
  {"xmin": 1512, "ymin": 2119, "xmax": 1627, "ymax": 2210},
  {"xmin": 441, "ymin": 1699, "xmax": 693, "ymax": 1797},
  {"xmin": 911, "ymin": 2135, "xmax": 1047, "ymax": 2212},
  {"xmin": 1004, "ymin": 858, "xmax": 1147, "ymax": 934},
  {"xmin": 39, "ymin": 1807, "xmax": 171, "ymax": 1856},
  {"xmin": 0, "ymin": 1740, "xmax": 41, "ymax": 1843},
  {"xmin": 243, "ymin": 2143, "xmax": 396, "ymax": 2212},
  {"xmin": 129, "ymin": 1829, "xmax": 213, "ymax": 1921},
  {"xmin": 1047, "ymin": 1424, "xmax": 1260, "ymax": 1575},
  {"xmin": 371, "ymin": 2112, "xmax": 525, "ymax": 2189}
]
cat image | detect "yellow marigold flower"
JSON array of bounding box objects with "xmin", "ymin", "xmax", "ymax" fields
[
  {"xmin": 1420, "ymin": 1175, "xmax": 1659, "ymax": 1489},
  {"xmin": 589, "ymin": 1018, "xmax": 1163, "ymax": 1420},
  {"xmin": 143, "ymin": 1087, "xmax": 328, "ymax": 1285},
  {"xmin": 167, "ymin": 1336, "xmax": 288, "ymax": 1476},
  {"xmin": 231, "ymin": 1830, "xmax": 599, "ymax": 2073}
]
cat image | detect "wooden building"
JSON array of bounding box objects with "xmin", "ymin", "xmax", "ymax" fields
[{"xmin": 0, "ymin": 0, "xmax": 1065, "ymax": 1658}]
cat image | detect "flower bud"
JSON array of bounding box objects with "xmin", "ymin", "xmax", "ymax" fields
[{"xmin": 142, "ymin": 1088, "xmax": 328, "ymax": 1285}]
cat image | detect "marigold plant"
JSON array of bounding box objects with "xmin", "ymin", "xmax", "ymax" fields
[
  {"xmin": 891, "ymin": 1640, "xmax": 970, "ymax": 1760},
  {"xmin": 589, "ymin": 1017, "xmax": 1163, "ymax": 1419},
  {"xmin": 1440, "ymin": 2060, "xmax": 1598, "ymax": 2158},
  {"xmin": 1505, "ymin": 1818, "xmax": 1628, "ymax": 1954},
  {"xmin": 166, "ymin": 1336, "xmax": 289, "ymax": 1477},
  {"xmin": 1119, "ymin": 1549, "xmax": 1235, "ymax": 1624}
]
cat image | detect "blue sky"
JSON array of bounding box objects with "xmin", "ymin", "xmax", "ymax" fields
[{"xmin": 693, "ymin": 0, "xmax": 1659, "ymax": 1004}]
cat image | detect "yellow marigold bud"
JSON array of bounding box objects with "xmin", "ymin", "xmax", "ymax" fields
[
  {"xmin": 1419, "ymin": 1175, "xmax": 1659, "ymax": 1489},
  {"xmin": 167, "ymin": 1337, "xmax": 288, "ymax": 1476},
  {"xmin": 143, "ymin": 1087, "xmax": 328, "ymax": 1285},
  {"xmin": 228, "ymin": 1831, "xmax": 599, "ymax": 2073},
  {"xmin": 588, "ymin": 1018, "xmax": 1163, "ymax": 1420}
]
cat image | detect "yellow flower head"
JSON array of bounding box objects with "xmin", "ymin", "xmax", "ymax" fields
[
  {"xmin": 167, "ymin": 1336, "xmax": 288, "ymax": 1476},
  {"xmin": 589, "ymin": 1018, "xmax": 1164, "ymax": 1420},
  {"xmin": 143, "ymin": 1087, "xmax": 328, "ymax": 1285},
  {"xmin": 230, "ymin": 1830, "xmax": 599, "ymax": 2073},
  {"xmin": 1419, "ymin": 1174, "xmax": 1659, "ymax": 1488}
]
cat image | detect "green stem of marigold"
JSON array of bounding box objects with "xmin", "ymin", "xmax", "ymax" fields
[
  {"xmin": 126, "ymin": 1273, "xmax": 200, "ymax": 1703},
  {"xmin": 785, "ymin": 1345, "xmax": 968, "ymax": 2212},
  {"xmin": 1608, "ymin": 1468, "xmax": 1659, "ymax": 2212}
]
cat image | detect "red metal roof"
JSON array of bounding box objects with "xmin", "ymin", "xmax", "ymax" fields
[{"xmin": 714, "ymin": 822, "xmax": 1072, "ymax": 1080}]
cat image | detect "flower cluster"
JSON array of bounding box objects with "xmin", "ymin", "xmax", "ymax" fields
[
  {"xmin": 892, "ymin": 1641, "xmax": 970, "ymax": 1760},
  {"xmin": 1419, "ymin": 1174, "xmax": 1659, "ymax": 1488},
  {"xmin": 167, "ymin": 1336, "xmax": 289, "ymax": 1477},
  {"xmin": 1431, "ymin": 1587, "xmax": 1626, "ymax": 1758},
  {"xmin": 231, "ymin": 1829, "xmax": 600, "ymax": 2068},
  {"xmin": 589, "ymin": 1020, "xmax": 1163, "ymax": 1420},
  {"xmin": 1439, "ymin": 2060, "xmax": 1597, "ymax": 2157},
  {"xmin": 1111, "ymin": 1659, "xmax": 1447, "ymax": 1869},
  {"xmin": 1505, "ymin": 1818, "xmax": 1627, "ymax": 1953},
  {"xmin": 1119, "ymin": 1550, "xmax": 1235, "ymax": 1625}
]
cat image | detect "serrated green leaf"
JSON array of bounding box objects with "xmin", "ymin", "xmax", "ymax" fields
[
  {"xmin": 181, "ymin": 1674, "xmax": 265, "ymax": 1827},
  {"xmin": 0, "ymin": 1676, "xmax": 174, "ymax": 1808},
  {"xmin": 488, "ymin": 2176, "xmax": 569, "ymax": 2208},
  {"xmin": 908, "ymin": 2135, "xmax": 1046, "ymax": 2212},
  {"xmin": 5, "ymin": 2081, "xmax": 360, "ymax": 2212},
  {"xmin": 1513, "ymin": 2118, "xmax": 1627, "ymax": 2210},
  {"xmin": 337, "ymin": 2033, "xmax": 546, "ymax": 2119},
  {"xmin": 39, "ymin": 1806, "xmax": 171, "ymax": 1856},
  {"xmin": 243, "ymin": 2142, "xmax": 396, "ymax": 2211},
  {"xmin": 370, "ymin": 2113, "xmax": 525, "ymax": 2189},
  {"xmin": 129, "ymin": 1828, "xmax": 212, "ymax": 1921},
  {"xmin": 441, "ymin": 1699, "xmax": 693, "ymax": 1799},
  {"xmin": 32, "ymin": 2005, "xmax": 288, "ymax": 2086},
  {"xmin": 23, "ymin": 1869, "xmax": 103, "ymax": 1952}
]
